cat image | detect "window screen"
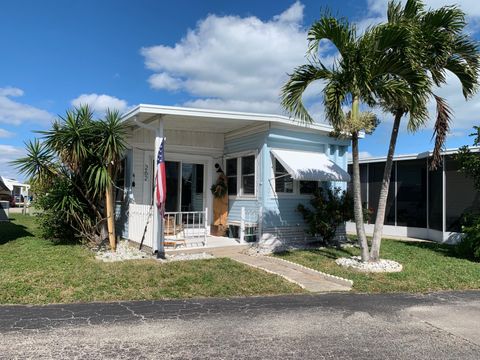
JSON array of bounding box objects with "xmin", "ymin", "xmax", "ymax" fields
[
  {"xmin": 396, "ymin": 159, "xmax": 427, "ymax": 228},
  {"xmin": 445, "ymin": 155, "xmax": 480, "ymax": 231},
  {"xmin": 274, "ymin": 159, "xmax": 293, "ymax": 193},
  {"xmin": 226, "ymin": 158, "xmax": 237, "ymax": 195},
  {"xmin": 347, "ymin": 164, "xmax": 368, "ymax": 208},
  {"xmin": 428, "ymin": 159, "xmax": 443, "ymax": 231},
  {"xmin": 368, "ymin": 162, "xmax": 395, "ymax": 225},
  {"xmin": 241, "ymin": 155, "xmax": 255, "ymax": 195},
  {"xmin": 299, "ymin": 181, "xmax": 318, "ymax": 194}
]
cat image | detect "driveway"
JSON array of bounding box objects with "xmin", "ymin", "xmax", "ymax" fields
[{"xmin": 1, "ymin": 291, "xmax": 479, "ymax": 359}]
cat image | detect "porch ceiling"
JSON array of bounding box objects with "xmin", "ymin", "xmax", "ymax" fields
[
  {"xmin": 121, "ymin": 104, "xmax": 334, "ymax": 135},
  {"xmin": 129, "ymin": 111, "xmax": 263, "ymax": 134}
]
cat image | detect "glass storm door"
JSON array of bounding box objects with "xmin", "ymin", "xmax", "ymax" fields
[{"xmin": 164, "ymin": 161, "xmax": 204, "ymax": 213}]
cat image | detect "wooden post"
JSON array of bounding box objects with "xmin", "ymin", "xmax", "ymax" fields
[
  {"xmin": 106, "ymin": 164, "xmax": 116, "ymax": 251},
  {"xmin": 153, "ymin": 117, "xmax": 165, "ymax": 259}
]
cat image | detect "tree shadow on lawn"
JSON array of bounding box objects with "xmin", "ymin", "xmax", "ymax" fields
[
  {"xmin": 401, "ymin": 240, "xmax": 478, "ymax": 262},
  {"xmin": 0, "ymin": 220, "xmax": 34, "ymax": 244},
  {"xmin": 277, "ymin": 246, "xmax": 355, "ymax": 260}
]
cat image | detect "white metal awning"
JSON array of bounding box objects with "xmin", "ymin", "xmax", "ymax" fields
[{"xmin": 270, "ymin": 149, "xmax": 351, "ymax": 182}]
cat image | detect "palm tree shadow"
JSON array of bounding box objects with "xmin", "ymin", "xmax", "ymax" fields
[
  {"xmin": 401, "ymin": 240, "xmax": 474, "ymax": 261},
  {"xmin": 0, "ymin": 220, "xmax": 34, "ymax": 244},
  {"xmin": 277, "ymin": 246, "xmax": 355, "ymax": 260}
]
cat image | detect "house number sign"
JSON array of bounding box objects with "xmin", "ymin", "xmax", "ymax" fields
[{"xmin": 144, "ymin": 164, "xmax": 149, "ymax": 182}]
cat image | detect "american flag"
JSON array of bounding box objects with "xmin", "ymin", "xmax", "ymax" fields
[{"xmin": 155, "ymin": 139, "xmax": 166, "ymax": 210}]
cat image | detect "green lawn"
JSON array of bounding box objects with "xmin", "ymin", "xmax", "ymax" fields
[
  {"xmin": 0, "ymin": 215, "xmax": 302, "ymax": 304},
  {"xmin": 276, "ymin": 239, "xmax": 480, "ymax": 293}
]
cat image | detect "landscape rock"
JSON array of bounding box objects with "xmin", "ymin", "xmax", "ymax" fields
[{"xmin": 335, "ymin": 256, "xmax": 403, "ymax": 273}]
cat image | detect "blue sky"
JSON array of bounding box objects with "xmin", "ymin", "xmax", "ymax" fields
[{"xmin": 1, "ymin": 0, "xmax": 479, "ymax": 180}]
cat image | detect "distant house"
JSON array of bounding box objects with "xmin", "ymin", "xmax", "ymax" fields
[
  {"xmin": 0, "ymin": 177, "xmax": 10, "ymax": 198},
  {"xmin": 116, "ymin": 104, "xmax": 351, "ymax": 251},
  {"xmin": 347, "ymin": 147, "xmax": 480, "ymax": 243},
  {"xmin": 0, "ymin": 176, "xmax": 30, "ymax": 205}
]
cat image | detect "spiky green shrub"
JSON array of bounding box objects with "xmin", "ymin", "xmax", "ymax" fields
[{"xmin": 297, "ymin": 187, "xmax": 354, "ymax": 245}]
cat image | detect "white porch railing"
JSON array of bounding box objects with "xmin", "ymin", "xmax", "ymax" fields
[
  {"xmin": 239, "ymin": 206, "xmax": 262, "ymax": 243},
  {"xmin": 128, "ymin": 204, "xmax": 208, "ymax": 249},
  {"xmin": 164, "ymin": 210, "xmax": 208, "ymax": 247}
]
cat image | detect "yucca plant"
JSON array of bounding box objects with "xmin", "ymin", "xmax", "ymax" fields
[{"xmin": 12, "ymin": 105, "xmax": 127, "ymax": 249}]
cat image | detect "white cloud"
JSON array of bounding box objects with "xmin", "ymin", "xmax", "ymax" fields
[
  {"xmin": 141, "ymin": 2, "xmax": 331, "ymax": 117},
  {"xmin": 0, "ymin": 87, "xmax": 52, "ymax": 126},
  {"xmin": 148, "ymin": 72, "xmax": 183, "ymax": 91},
  {"xmin": 71, "ymin": 93, "xmax": 129, "ymax": 114},
  {"xmin": 273, "ymin": 1, "xmax": 304, "ymax": 23},
  {"xmin": 0, "ymin": 128, "xmax": 14, "ymax": 138},
  {"xmin": 0, "ymin": 144, "xmax": 26, "ymax": 180}
]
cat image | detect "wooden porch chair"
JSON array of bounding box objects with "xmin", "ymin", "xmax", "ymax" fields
[{"xmin": 163, "ymin": 216, "xmax": 186, "ymax": 248}]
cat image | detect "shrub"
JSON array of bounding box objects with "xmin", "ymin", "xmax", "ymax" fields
[
  {"xmin": 297, "ymin": 187, "xmax": 354, "ymax": 245},
  {"xmin": 34, "ymin": 176, "xmax": 89, "ymax": 243},
  {"xmin": 455, "ymin": 126, "xmax": 480, "ymax": 260},
  {"xmin": 456, "ymin": 214, "xmax": 480, "ymax": 261}
]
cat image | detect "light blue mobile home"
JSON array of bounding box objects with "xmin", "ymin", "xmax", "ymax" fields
[{"xmin": 119, "ymin": 105, "xmax": 350, "ymax": 250}]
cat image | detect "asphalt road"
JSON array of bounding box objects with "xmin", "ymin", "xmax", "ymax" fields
[{"xmin": 0, "ymin": 291, "xmax": 479, "ymax": 359}]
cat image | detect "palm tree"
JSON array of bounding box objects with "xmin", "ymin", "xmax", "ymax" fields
[
  {"xmin": 13, "ymin": 106, "xmax": 127, "ymax": 249},
  {"xmin": 90, "ymin": 109, "xmax": 127, "ymax": 251},
  {"xmin": 369, "ymin": 0, "xmax": 480, "ymax": 261},
  {"xmin": 281, "ymin": 15, "xmax": 428, "ymax": 262}
]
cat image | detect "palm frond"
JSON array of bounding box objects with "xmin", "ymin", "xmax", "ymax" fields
[
  {"xmin": 10, "ymin": 139, "xmax": 57, "ymax": 186},
  {"xmin": 323, "ymin": 77, "xmax": 348, "ymax": 129},
  {"xmin": 94, "ymin": 109, "xmax": 127, "ymax": 163},
  {"xmin": 445, "ymin": 57, "xmax": 479, "ymax": 99},
  {"xmin": 86, "ymin": 163, "xmax": 110, "ymax": 199},
  {"xmin": 307, "ymin": 16, "xmax": 355, "ymax": 59},
  {"xmin": 281, "ymin": 64, "xmax": 334, "ymax": 123},
  {"xmin": 430, "ymin": 95, "xmax": 452, "ymax": 169}
]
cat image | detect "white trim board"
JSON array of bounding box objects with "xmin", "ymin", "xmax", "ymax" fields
[{"xmin": 345, "ymin": 222, "xmax": 463, "ymax": 244}]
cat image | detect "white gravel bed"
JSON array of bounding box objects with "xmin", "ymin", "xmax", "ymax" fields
[
  {"xmin": 95, "ymin": 241, "xmax": 216, "ymax": 263},
  {"xmin": 335, "ymin": 256, "xmax": 403, "ymax": 273},
  {"xmin": 95, "ymin": 241, "xmax": 150, "ymax": 262},
  {"xmin": 163, "ymin": 252, "xmax": 215, "ymax": 262}
]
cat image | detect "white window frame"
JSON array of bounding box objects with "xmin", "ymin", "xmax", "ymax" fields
[{"xmin": 224, "ymin": 150, "xmax": 258, "ymax": 200}]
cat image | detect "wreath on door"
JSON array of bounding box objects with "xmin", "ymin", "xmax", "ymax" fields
[{"xmin": 210, "ymin": 178, "xmax": 227, "ymax": 198}]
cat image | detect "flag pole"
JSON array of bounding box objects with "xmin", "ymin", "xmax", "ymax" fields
[{"xmin": 154, "ymin": 117, "xmax": 166, "ymax": 259}]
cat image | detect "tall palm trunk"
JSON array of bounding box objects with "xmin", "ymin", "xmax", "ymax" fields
[
  {"xmin": 370, "ymin": 110, "xmax": 403, "ymax": 260},
  {"xmin": 351, "ymin": 95, "xmax": 370, "ymax": 262},
  {"xmin": 105, "ymin": 164, "xmax": 116, "ymax": 251},
  {"xmin": 352, "ymin": 132, "xmax": 370, "ymax": 261}
]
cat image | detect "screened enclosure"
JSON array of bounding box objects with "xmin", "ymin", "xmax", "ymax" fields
[{"xmin": 348, "ymin": 153, "xmax": 480, "ymax": 235}]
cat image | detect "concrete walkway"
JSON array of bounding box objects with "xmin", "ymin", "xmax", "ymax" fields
[
  {"xmin": 229, "ymin": 253, "xmax": 352, "ymax": 292},
  {"xmin": 167, "ymin": 244, "xmax": 352, "ymax": 292}
]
